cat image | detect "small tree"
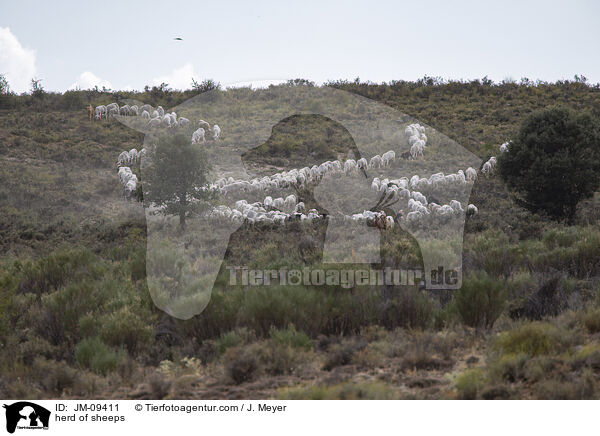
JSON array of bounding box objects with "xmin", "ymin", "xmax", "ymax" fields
[
  {"xmin": 498, "ymin": 107, "xmax": 600, "ymax": 222},
  {"xmin": 143, "ymin": 131, "xmax": 214, "ymax": 229},
  {"xmin": 0, "ymin": 74, "xmax": 9, "ymax": 95},
  {"xmin": 191, "ymin": 78, "xmax": 220, "ymax": 93},
  {"xmin": 30, "ymin": 78, "xmax": 45, "ymax": 99},
  {"xmin": 0, "ymin": 74, "xmax": 12, "ymax": 108}
]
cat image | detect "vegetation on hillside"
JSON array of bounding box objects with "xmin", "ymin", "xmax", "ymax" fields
[{"xmin": 0, "ymin": 76, "xmax": 599, "ymax": 399}]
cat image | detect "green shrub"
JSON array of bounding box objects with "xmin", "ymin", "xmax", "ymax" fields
[
  {"xmin": 455, "ymin": 368, "xmax": 487, "ymax": 400},
  {"xmin": 97, "ymin": 307, "xmax": 153, "ymax": 356},
  {"xmin": 580, "ymin": 309, "xmax": 600, "ymax": 333},
  {"xmin": 215, "ymin": 328, "xmax": 255, "ymax": 355},
  {"xmin": 75, "ymin": 337, "xmax": 124, "ymax": 375},
  {"xmin": 253, "ymin": 341, "xmax": 308, "ymax": 376},
  {"xmin": 222, "ymin": 346, "xmax": 259, "ymax": 384},
  {"xmin": 269, "ymin": 325, "xmax": 313, "ymax": 351},
  {"xmin": 379, "ymin": 289, "xmax": 434, "ymax": 330},
  {"xmin": 30, "ymin": 358, "xmax": 79, "ymax": 396},
  {"xmin": 455, "ymin": 368, "xmax": 486, "ymax": 400},
  {"xmin": 455, "ymin": 272, "xmax": 506, "ymax": 328},
  {"xmin": 488, "ymin": 353, "xmax": 528, "ymax": 382},
  {"xmin": 323, "ymin": 340, "xmax": 366, "ymax": 371},
  {"xmin": 15, "ymin": 247, "xmax": 100, "ymax": 296},
  {"xmin": 494, "ymin": 322, "xmax": 575, "ymax": 357}
]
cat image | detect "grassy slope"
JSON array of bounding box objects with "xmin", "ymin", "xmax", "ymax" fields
[{"xmin": 0, "ymin": 81, "xmax": 599, "ymax": 399}]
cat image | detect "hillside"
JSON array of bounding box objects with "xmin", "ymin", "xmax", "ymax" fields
[{"xmin": 0, "ymin": 79, "xmax": 599, "ymax": 400}]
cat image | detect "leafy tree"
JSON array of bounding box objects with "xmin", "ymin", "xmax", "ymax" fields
[
  {"xmin": 498, "ymin": 107, "xmax": 600, "ymax": 222},
  {"xmin": 0, "ymin": 73, "xmax": 13, "ymax": 109},
  {"xmin": 30, "ymin": 78, "xmax": 45, "ymax": 99},
  {"xmin": 143, "ymin": 131, "xmax": 215, "ymax": 229},
  {"xmin": 0, "ymin": 74, "xmax": 9, "ymax": 94},
  {"xmin": 191, "ymin": 78, "xmax": 220, "ymax": 93}
]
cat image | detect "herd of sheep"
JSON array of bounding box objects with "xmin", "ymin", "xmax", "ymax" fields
[
  {"xmin": 95, "ymin": 103, "xmax": 221, "ymax": 141},
  {"xmin": 112, "ymin": 109, "xmax": 509, "ymax": 229}
]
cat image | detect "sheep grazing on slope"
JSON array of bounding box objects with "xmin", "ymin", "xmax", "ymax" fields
[
  {"xmin": 192, "ymin": 128, "xmax": 206, "ymax": 144},
  {"xmin": 147, "ymin": 117, "xmax": 161, "ymax": 128},
  {"xmin": 369, "ymin": 155, "xmax": 383, "ymax": 169},
  {"xmin": 357, "ymin": 158, "xmax": 368, "ymax": 170},
  {"xmin": 382, "ymin": 150, "xmax": 395, "ymax": 166},
  {"xmin": 449, "ymin": 200, "xmax": 463, "ymax": 213},
  {"xmin": 141, "ymin": 110, "xmax": 150, "ymax": 120},
  {"xmin": 212, "ymin": 124, "xmax": 221, "ymax": 140},
  {"xmin": 481, "ymin": 156, "xmax": 497, "ymax": 176},
  {"xmin": 107, "ymin": 104, "xmax": 119, "ymax": 118},
  {"xmin": 410, "ymin": 142, "xmax": 424, "ymax": 159},
  {"xmin": 465, "ymin": 167, "xmax": 478, "ymax": 181},
  {"xmin": 466, "ymin": 204, "xmax": 478, "ymax": 218},
  {"xmin": 117, "ymin": 151, "xmax": 129, "ymax": 167},
  {"xmin": 94, "ymin": 105, "xmax": 106, "ymax": 120},
  {"xmin": 198, "ymin": 120, "xmax": 211, "ymax": 131},
  {"xmin": 344, "ymin": 159, "xmax": 357, "ymax": 173}
]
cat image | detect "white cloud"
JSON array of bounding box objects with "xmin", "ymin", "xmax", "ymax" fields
[
  {"xmin": 152, "ymin": 63, "xmax": 196, "ymax": 90},
  {"xmin": 0, "ymin": 27, "xmax": 36, "ymax": 93},
  {"xmin": 69, "ymin": 71, "xmax": 112, "ymax": 90}
]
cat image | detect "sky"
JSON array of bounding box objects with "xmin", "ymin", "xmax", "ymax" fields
[{"xmin": 1, "ymin": 0, "xmax": 600, "ymax": 93}]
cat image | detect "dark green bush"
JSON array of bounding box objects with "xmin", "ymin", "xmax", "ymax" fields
[
  {"xmin": 75, "ymin": 337, "xmax": 124, "ymax": 375},
  {"xmin": 455, "ymin": 272, "xmax": 506, "ymax": 328}
]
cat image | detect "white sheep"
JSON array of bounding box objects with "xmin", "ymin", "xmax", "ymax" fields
[
  {"xmin": 94, "ymin": 105, "xmax": 106, "ymax": 120},
  {"xmin": 192, "ymin": 128, "xmax": 206, "ymax": 144},
  {"xmin": 344, "ymin": 159, "xmax": 357, "ymax": 172},
  {"xmin": 449, "ymin": 200, "xmax": 463, "ymax": 213},
  {"xmin": 141, "ymin": 110, "xmax": 150, "ymax": 120},
  {"xmin": 370, "ymin": 155, "xmax": 383, "ymax": 168},
  {"xmin": 147, "ymin": 117, "xmax": 161, "ymax": 128},
  {"xmin": 465, "ymin": 167, "xmax": 478, "ymax": 181},
  {"xmin": 212, "ymin": 124, "xmax": 221, "ymax": 140},
  {"xmin": 382, "ymin": 150, "xmax": 395, "ymax": 166},
  {"xmin": 410, "ymin": 142, "xmax": 424, "ymax": 159},
  {"xmin": 357, "ymin": 158, "xmax": 368, "ymax": 170},
  {"xmin": 406, "ymin": 211, "xmax": 423, "ymax": 223},
  {"xmin": 284, "ymin": 194, "xmax": 297, "ymax": 211},
  {"xmin": 466, "ymin": 204, "xmax": 478, "ymax": 218},
  {"xmin": 123, "ymin": 179, "xmax": 137, "ymax": 197},
  {"xmin": 198, "ymin": 119, "xmax": 211, "ymax": 131},
  {"xmin": 117, "ymin": 151, "xmax": 129, "ymax": 167},
  {"xmin": 411, "ymin": 191, "xmax": 427, "ymax": 205}
]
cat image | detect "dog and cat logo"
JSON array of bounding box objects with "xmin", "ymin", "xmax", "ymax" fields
[{"xmin": 3, "ymin": 402, "xmax": 50, "ymax": 433}]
